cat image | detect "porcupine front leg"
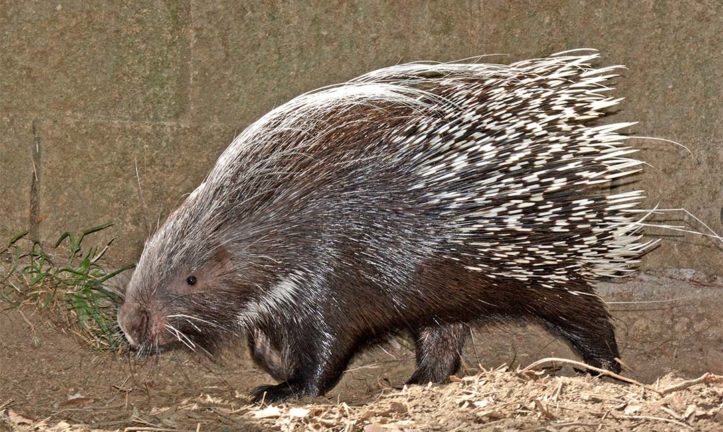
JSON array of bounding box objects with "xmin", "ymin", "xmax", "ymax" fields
[
  {"xmin": 250, "ymin": 320, "xmax": 357, "ymax": 403},
  {"xmin": 247, "ymin": 329, "xmax": 294, "ymax": 382},
  {"xmin": 406, "ymin": 322, "xmax": 467, "ymax": 385}
]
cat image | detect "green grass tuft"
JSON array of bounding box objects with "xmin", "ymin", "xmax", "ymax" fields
[{"xmin": 0, "ymin": 223, "xmax": 133, "ymax": 351}]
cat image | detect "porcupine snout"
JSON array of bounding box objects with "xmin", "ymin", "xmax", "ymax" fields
[{"xmin": 117, "ymin": 301, "xmax": 149, "ymax": 349}]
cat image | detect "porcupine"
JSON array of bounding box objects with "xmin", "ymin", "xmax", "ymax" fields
[{"xmin": 118, "ymin": 49, "xmax": 657, "ymax": 402}]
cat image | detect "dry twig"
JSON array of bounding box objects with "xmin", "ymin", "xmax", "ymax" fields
[
  {"xmin": 625, "ymin": 415, "xmax": 693, "ymax": 430},
  {"xmin": 660, "ymin": 372, "xmax": 721, "ymax": 395},
  {"xmin": 520, "ymin": 357, "xmax": 661, "ymax": 395}
]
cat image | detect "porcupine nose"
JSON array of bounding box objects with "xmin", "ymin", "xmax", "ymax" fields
[{"xmin": 117, "ymin": 301, "xmax": 149, "ymax": 349}]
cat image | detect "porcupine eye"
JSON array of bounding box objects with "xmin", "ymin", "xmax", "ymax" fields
[{"xmin": 186, "ymin": 275, "xmax": 197, "ymax": 286}]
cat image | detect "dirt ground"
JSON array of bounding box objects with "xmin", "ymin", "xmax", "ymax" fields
[{"xmin": 1, "ymin": 270, "xmax": 721, "ymax": 431}]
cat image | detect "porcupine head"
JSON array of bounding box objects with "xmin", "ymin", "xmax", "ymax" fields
[{"xmin": 116, "ymin": 188, "xmax": 248, "ymax": 353}]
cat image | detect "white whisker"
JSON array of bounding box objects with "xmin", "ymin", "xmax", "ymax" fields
[
  {"xmin": 165, "ymin": 324, "xmax": 196, "ymax": 351},
  {"xmin": 167, "ymin": 314, "xmax": 217, "ymax": 329}
]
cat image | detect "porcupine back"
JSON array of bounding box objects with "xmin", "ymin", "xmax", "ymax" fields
[{"xmin": 182, "ymin": 50, "xmax": 652, "ymax": 298}]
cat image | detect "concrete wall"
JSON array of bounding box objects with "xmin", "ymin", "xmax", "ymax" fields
[{"xmin": 1, "ymin": 0, "xmax": 721, "ymax": 273}]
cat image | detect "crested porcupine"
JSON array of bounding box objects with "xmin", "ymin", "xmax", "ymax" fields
[{"xmin": 118, "ymin": 49, "xmax": 658, "ymax": 402}]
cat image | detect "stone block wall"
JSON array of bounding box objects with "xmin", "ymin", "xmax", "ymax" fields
[{"xmin": 1, "ymin": 1, "xmax": 720, "ymax": 272}]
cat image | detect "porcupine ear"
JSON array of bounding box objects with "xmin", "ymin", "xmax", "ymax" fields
[
  {"xmin": 183, "ymin": 246, "xmax": 235, "ymax": 294},
  {"xmin": 207, "ymin": 222, "xmax": 232, "ymax": 265},
  {"xmin": 213, "ymin": 246, "xmax": 233, "ymax": 267}
]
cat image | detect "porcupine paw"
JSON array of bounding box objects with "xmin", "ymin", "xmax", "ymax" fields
[
  {"xmin": 576, "ymin": 355, "xmax": 621, "ymax": 375},
  {"xmin": 406, "ymin": 365, "xmax": 455, "ymax": 385},
  {"xmin": 251, "ymin": 382, "xmax": 307, "ymax": 404},
  {"xmin": 599, "ymin": 357, "xmax": 622, "ymax": 374}
]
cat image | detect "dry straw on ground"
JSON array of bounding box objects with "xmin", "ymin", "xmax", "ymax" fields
[
  {"xmin": 247, "ymin": 363, "xmax": 722, "ymax": 431},
  {"xmin": 2, "ymin": 361, "xmax": 721, "ymax": 432}
]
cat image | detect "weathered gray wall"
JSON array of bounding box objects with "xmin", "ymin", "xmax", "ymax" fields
[{"xmin": 1, "ymin": 0, "xmax": 721, "ymax": 273}]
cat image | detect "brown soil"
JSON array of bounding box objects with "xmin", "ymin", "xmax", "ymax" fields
[{"xmin": 1, "ymin": 270, "xmax": 721, "ymax": 431}]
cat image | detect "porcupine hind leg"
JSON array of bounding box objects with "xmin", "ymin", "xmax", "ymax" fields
[
  {"xmin": 406, "ymin": 322, "xmax": 467, "ymax": 385},
  {"xmin": 534, "ymin": 285, "xmax": 621, "ymax": 373}
]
